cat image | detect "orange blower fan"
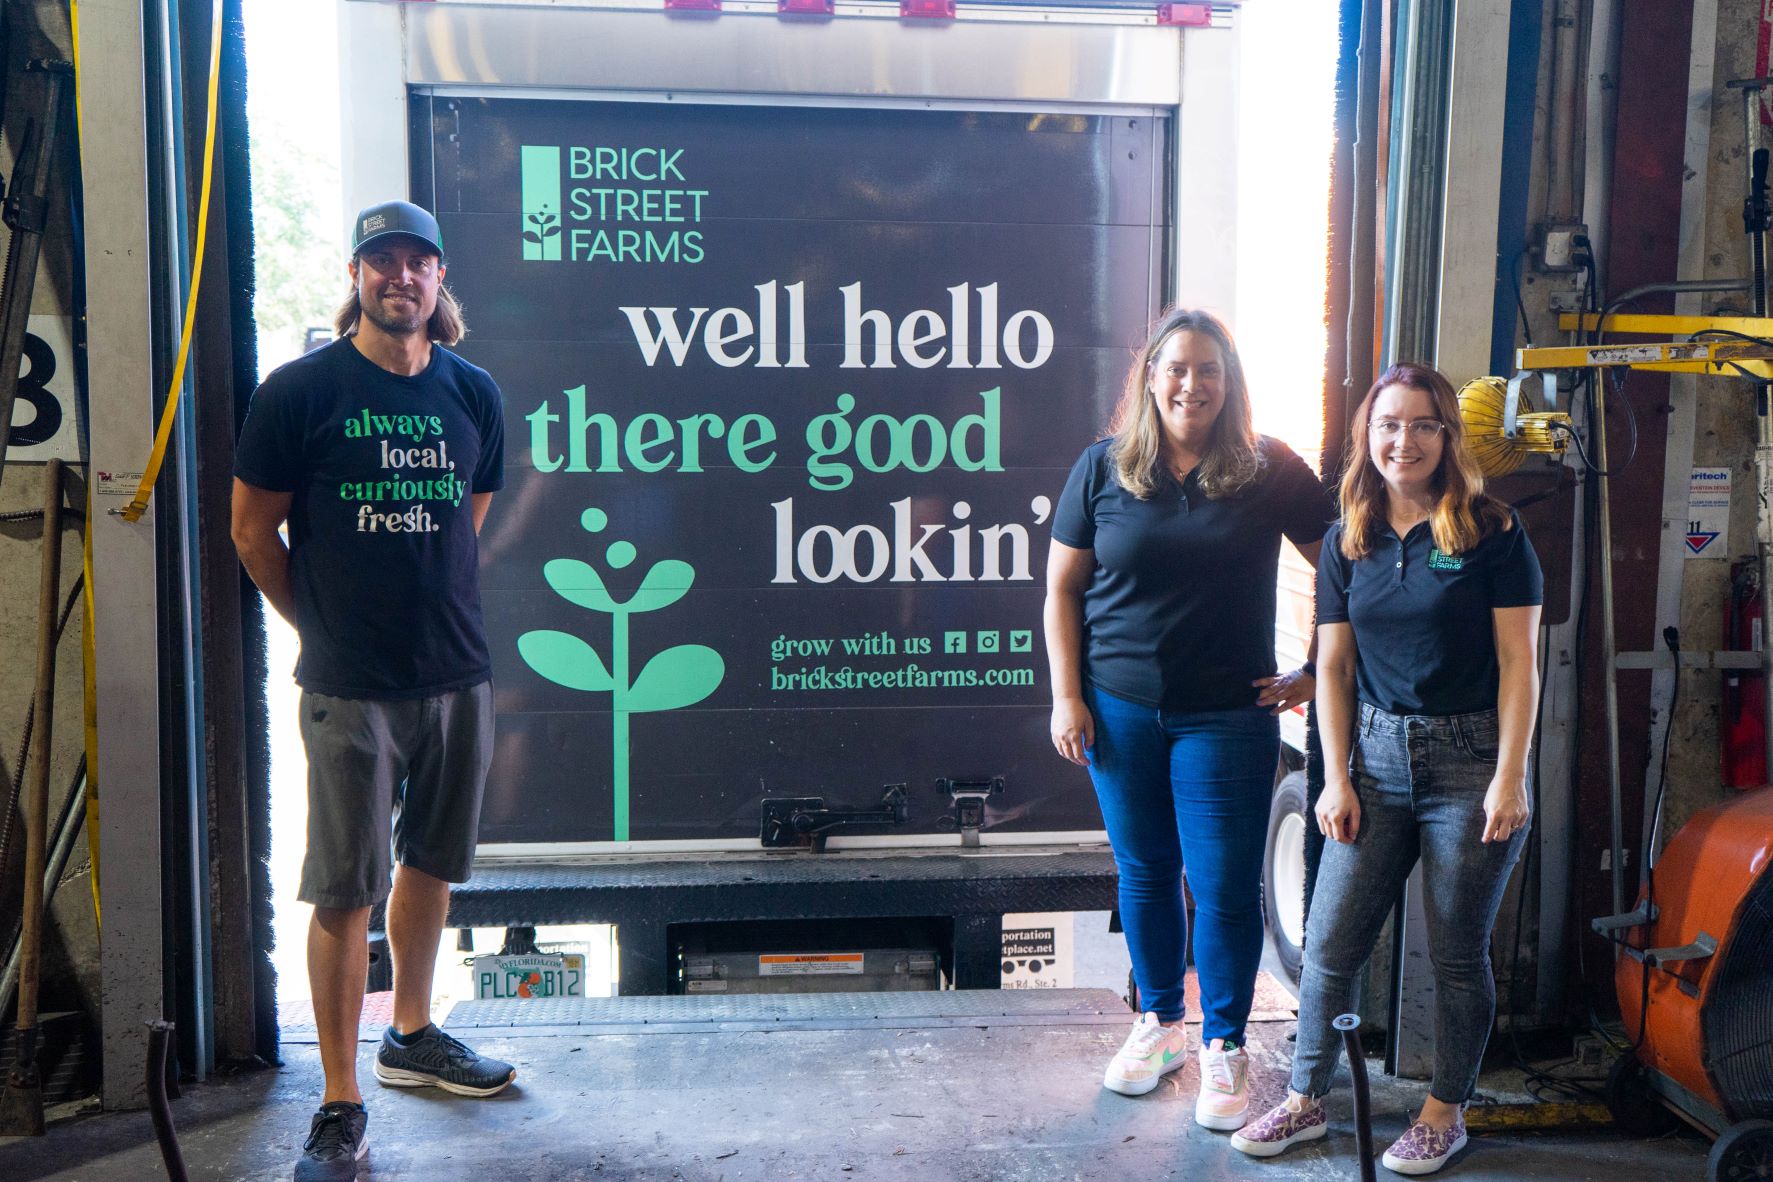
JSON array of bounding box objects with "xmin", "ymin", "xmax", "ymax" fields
[{"xmin": 1598, "ymin": 788, "xmax": 1773, "ymax": 1180}]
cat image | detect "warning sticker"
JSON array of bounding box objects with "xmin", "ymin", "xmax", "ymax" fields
[
  {"xmin": 757, "ymin": 953, "xmax": 864, "ymax": 976},
  {"xmin": 1592, "ymin": 344, "xmax": 1663, "ymax": 365},
  {"xmin": 94, "ymin": 470, "xmax": 146, "ymax": 497},
  {"xmin": 1686, "ymin": 466, "xmax": 1731, "ymax": 558},
  {"xmin": 1002, "ymin": 911, "xmax": 1073, "ymax": 990}
]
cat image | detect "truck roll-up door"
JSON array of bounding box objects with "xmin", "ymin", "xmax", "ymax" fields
[{"xmin": 416, "ymin": 94, "xmax": 1168, "ymax": 851}]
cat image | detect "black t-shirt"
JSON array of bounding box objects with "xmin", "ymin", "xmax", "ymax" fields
[
  {"xmin": 1052, "ymin": 436, "xmax": 1335, "ymax": 711},
  {"xmin": 234, "ymin": 338, "xmax": 506, "ymax": 699},
  {"xmin": 1315, "ymin": 509, "xmax": 1543, "ymax": 716}
]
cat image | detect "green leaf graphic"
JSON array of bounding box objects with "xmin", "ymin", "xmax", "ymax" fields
[
  {"xmin": 518, "ymin": 629, "xmax": 615, "ymax": 692},
  {"xmin": 625, "ymin": 559, "xmax": 695, "ymax": 614},
  {"xmin": 627, "ymin": 644, "xmax": 725, "ymax": 713},
  {"xmin": 544, "ymin": 558, "xmax": 619, "ymax": 612}
]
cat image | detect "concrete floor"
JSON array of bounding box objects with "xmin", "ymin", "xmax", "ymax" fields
[{"xmin": 0, "ymin": 1002, "xmax": 1709, "ymax": 1182}]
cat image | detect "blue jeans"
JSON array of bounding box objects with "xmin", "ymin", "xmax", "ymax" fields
[
  {"xmin": 1085, "ymin": 687, "xmax": 1278, "ymax": 1043},
  {"xmin": 1291, "ymin": 703, "xmax": 1527, "ymax": 1103}
]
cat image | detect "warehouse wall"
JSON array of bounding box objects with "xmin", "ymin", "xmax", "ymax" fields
[
  {"xmin": 1663, "ymin": 0, "xmax": 1766, "ymax": 840},
  {"xmin": 0, "ymin": 1, "xmax": 100, "ymax": 1055}
]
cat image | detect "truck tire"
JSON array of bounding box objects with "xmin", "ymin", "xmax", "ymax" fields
[{"xmin": 1262, "ymin": 771, "xmax": 1309, "ymax": 985}]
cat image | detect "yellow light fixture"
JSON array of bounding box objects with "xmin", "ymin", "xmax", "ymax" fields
[{"xmin": 1457, "ymin": 374, "xmax": 1571, "ymax": 477}]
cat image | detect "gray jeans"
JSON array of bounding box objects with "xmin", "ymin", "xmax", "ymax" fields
[{"xmin": 1290, "ymin": 702, "xmax": 1526, "ymax": 1104}]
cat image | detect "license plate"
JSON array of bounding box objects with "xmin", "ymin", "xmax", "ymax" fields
[{"xmin": 470, "ymin": 952, "xmax": 585, "ymax": 1001}]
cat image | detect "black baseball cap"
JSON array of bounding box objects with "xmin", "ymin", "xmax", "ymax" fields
[{"xmin": 351, "ymin": 200, "xmax": 444, "ymax": 260}]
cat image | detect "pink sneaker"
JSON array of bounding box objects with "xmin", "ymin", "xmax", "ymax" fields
[
  {"xmin": 1381, "ymin": 1113, "xmax": 1468, "ymax": 1175},
  {"xmin": 1102, "ymin": 1013, "xmax": 1189, "ymax": 1096},
  {"xmin": 1195, "ymin": 1041, "xmax": 1251, "ymax": 1130},
  {"xmin": 1230, "ymin": 1094, "xmax": 1329, "ymax": 1157}
]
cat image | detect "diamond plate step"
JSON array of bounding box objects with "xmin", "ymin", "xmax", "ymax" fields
[{"xmin": 443, "ymin": 986, "xmax": 1135, "ymax": 1034}]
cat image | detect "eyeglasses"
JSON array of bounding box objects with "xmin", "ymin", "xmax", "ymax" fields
[{"xmin": 1369, "ymin": 418, "xmax": 1446, "ymax": 441}]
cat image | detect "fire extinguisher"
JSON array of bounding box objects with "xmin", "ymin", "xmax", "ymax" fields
[{"xmin": 1723, "ymin": 555, "xmax": 1765, "ymax": 788}]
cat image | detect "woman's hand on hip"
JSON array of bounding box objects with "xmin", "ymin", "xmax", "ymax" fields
[
  {"xmin": 1254, "ymin": 668, "xmax": 1315, "ymax": 715},
  {"xmin": 1481, "ymin": 776, "xmax": 1530, "ymax": 844},
  {"xmin": 1316, "ymin": 778, "xmax": 1361, "ymax": 844},
  {"xmin": 1051, "ymin": 696, "xmax": 1094, "ymax": 766}
]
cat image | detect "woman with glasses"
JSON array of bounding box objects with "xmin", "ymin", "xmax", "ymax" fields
[
  {"xmin": 1044, "ymin": 308, "xmax": 1334, "ymax": 1130},
  {"xmin": 1230, "ymin": 362, "xmax": 1542, "ymax": 1175}
]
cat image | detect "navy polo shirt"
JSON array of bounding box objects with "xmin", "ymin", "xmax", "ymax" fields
[
  {"xmin": 1052, "ymin": 437, "xmax": 1335, "ymax": 712},
  {"xmin": 1316, "ymin": 509, "xmax": 1543, "ymax": 716}
]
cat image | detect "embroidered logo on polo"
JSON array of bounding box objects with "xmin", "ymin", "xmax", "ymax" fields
[{"xmin": 1428, "ymin": 548, "xmax": 1464, "ymax": 571}]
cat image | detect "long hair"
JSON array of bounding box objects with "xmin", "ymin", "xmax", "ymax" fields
[
  {"xmin": 1106, "ymin": 307, "xmax": 1261, "ymax": 500},
  {"xmin": 332, "ymin": 273, "xmax": 467, "ymax": 346},
  {"xmin": 1337, "ymin": 361, "xmax": 1510, "ymax": 559}
]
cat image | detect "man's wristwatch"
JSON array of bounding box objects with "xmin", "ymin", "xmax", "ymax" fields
[{"xmin": 1300, "ymin": 660, "xmax": 1316, "ymax": 677}]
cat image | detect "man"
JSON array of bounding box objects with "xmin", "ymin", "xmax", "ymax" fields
[{"xmin": 232, "ymin": 200, "xmax": 512, "ymax": 1182}]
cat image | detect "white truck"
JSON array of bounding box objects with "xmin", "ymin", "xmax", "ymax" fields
[{"xmin": 337, "ymin": 0, "xmax": 1317, "ymax": 994}]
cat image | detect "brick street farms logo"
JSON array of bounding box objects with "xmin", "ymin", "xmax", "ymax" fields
[{"xmin": 521, "ymin": 144, "xmax": 706, "ymax": 264}]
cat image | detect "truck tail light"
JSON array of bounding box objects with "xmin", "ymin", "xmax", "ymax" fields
[
  {"xmin": 1157, "ymin": 2, "xmax": 1213, "ymax": 26},
  {"xmin": 900, "ymin": 0, "xmax": 955, "ymax": 19}
]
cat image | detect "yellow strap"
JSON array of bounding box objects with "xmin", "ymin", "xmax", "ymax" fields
[
  {"xmin": 70, "ymin": 0, "xmax": 100, "ymax": 932},
  {"xmin": 117, "ymin": 0, "xmax": 224, "ymax": 523},
  {"xmin": 82, "ymin": 482, "xmax": 99, "ymax": 931}
]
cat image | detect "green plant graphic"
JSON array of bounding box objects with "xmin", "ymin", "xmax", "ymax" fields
[
  {"xmin": 521, "ymin": 208, "xmax": 561, "ymax": 247},
  {"xmin": 518, "ymin": 508, "xmax": 725, "ymax": 841}
]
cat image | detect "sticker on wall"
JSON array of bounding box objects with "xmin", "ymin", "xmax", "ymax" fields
[{"xmin": 1686, "ymin": 466, "xmax": 1731, "ymax": 558}]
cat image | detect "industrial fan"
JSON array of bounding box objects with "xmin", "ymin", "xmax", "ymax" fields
[
  {"xmin": 1601, "ymin": 789, "xmax": 1773, "ymax": 1180},
  {"xmin": 1456, "ymin": 373, "xmax": 1572, "ymax": 477}
]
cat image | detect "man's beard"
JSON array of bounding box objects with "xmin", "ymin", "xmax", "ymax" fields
[{"xmin": 361, "ymin": 291, "xmax": 427, "ymax": 336}]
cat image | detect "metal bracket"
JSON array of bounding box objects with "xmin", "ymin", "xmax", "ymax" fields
[
  {"xmin": 1590, "ymin": 902, "xmax": 1658, "ymax": 937},
  {"xmin": 759, "ymin": 784, "xmax": 909, "ymax": 852},
  {"xmin": 1504, "ymin": 371, "xmax": 1555, "ymax": 434},
  {"xmin": 1643, "ymin": 931, "xmax": 1717, "ymax": 969},
  {"xmin": 936, "ymin": 777, "xmax": 1003, "ymax": 848}
]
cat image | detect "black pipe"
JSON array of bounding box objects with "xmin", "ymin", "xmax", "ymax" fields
[
  {"xmin": 145, "ymin": 1021, "xmax": 189, "ymax": 1182},
  {"xmin": 1750, "ymin": 148, "xmax": 1769, "ymax": 317},
  {"xmin": 1335, "ymin": 1012, "xmax": 1377, "ymax": 1182}
]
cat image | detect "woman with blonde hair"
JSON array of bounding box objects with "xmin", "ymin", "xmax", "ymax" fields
[
  {"xmin": 1231, "ymin": 361, "xmax": 1542, "ymax": 1175},
  {"xmin": 1044, "ymin": 308, "xmax": 1334, "ymax": 1129}
]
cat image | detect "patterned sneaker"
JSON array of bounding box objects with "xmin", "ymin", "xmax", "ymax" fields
[
  {"xmin": 1102, "ymin": 1013, "xmax": 1190, "ymax": 1095},
  {"xmin": 293, "ymin": 1101, "xmax": 367, "ymax": 1182},
  {"xmin": 374, "ymin": 1024, "xmax": 516, "ymax": 1097},
  {"xmin": 1230, "ymin": 1094, "xmax": 1329, "ymax": 1157},
  {"xmin": 1380, "ymin": 1114, "xmax": 1468, "ymax": 1175},
  {"xmin": 1195, "ymin": 1041, "xmax": 1252, "ymax": 1130}
]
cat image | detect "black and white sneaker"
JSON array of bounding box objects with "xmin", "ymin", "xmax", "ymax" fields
[
  {"xmin": 373, "ymin": 1024, "xmax": 516, "ymax": 1097},
  {"xmin": 293, "ymin": 1101, "xmax": 367, "ymax": 1182}
]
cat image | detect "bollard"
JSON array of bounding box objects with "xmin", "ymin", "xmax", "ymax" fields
[
  {"xmin": 1334, "ymin": 1013, "xmax": 1377, "ymax": 1182},
  {"xmin": 146, "ymin": 1022, "xmax": 190, "ymax": 1182}
]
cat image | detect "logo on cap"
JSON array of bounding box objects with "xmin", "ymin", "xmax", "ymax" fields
[{"xmin": 361, "ymin": 213, "xmax": 387, "ymax": 235}]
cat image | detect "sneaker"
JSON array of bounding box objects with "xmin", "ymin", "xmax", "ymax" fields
[
  {"xmin": 1102, "ymin": 1013, "xmax": 1189, "ymax": 1095},
  {"xmin": 374, "ymin": 1024, "xmax": 516, "ymax": 1097},
  {"xmin": 1380, "ymin": 1113, "xmax": 1468, "ymax": 1175},
  {"xmin": 1230, "ymin": 1094, "xmax": 1329, "ymax": 1157},
  {"xmin": 1195, "ymin": 1041, "xmax": 1251, "ymax": 1130},
  {"xmin": 293, "ymin": 1101, "xmax": 367, "ymax": 1182}
]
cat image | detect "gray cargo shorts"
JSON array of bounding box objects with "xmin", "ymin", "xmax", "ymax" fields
[{"xmin": 296, "ymin": 680, "xmax": 494, "ymax": 911}]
